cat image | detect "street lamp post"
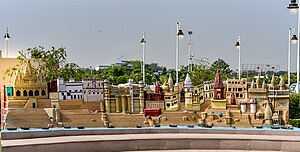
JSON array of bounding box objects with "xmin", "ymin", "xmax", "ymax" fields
[
  {"xmin": 287, "ymin": 0, "xmax": 300, "ymax": 93},
  {"xmin": 188, "ymin": 31, "xmax": 194, "ymax": 73},
  {"xmin": 3, "ymin": 27, "xmax": 10, "ymax": 58},
  {"xmin": 235, "ymin": 36, "xmax": 241, "ymax": 79},
  {"xmin": 140, "ymin": 32, "xmax": 146, "ymax": 83},
  {"xmin": 176, "ymin": 22, "xmax": 184, "ymax": 84},
  {"xmin": 288, "ymin": 28, "xmax": 298, "ymax": 86}
]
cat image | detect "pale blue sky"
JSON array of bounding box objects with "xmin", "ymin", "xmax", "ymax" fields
[{"xmin": 0, "ymin": 0, "xmax": 297, "ymax": 71}]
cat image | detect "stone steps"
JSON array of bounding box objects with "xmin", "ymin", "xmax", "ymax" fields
[
  {"xmin": 5, "ymin": 108, "xmax": 53, "ymax": 128},
  {"xmin": 59, "ymin": 109, "xmax": 104, "ymax": 127},
  {"xmin": 160, "ymin": 112, "xmax": 198, "ymax": 126},
  {"xmin": 107, "ymin": 113, "xmax": 147, "ymax": 127}
]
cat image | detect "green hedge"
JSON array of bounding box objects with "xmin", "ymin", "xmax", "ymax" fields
[{"xmin": 288, "ymin": 119, "xmax": 300, "ymax": 128}]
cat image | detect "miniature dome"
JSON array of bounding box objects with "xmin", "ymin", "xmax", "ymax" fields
[
  {"xmin": 104, "ymin": 79, "xmax": 110, "ymax": 83},
  {"xmin": 184, "ymin": 73, "xmax": 193, "ymax": 91},
  {"xmin": 264, "ymin": 104, "xmax": 273, "ymax": 120},
  {"xmin": 162, "ymin": 82, "xmax": 169, "ymax": 92}
]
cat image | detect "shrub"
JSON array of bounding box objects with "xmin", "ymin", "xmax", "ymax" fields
[{"xmin": 288, "ymin": 119, "xmax": 300, "ymax": 128}]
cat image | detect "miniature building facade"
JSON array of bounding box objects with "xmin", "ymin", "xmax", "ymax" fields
[
  {"xmin": 103, "ymin": 79, "xmax": 144, "ymax": 113},
  {"xmin": 82, "ymin": 78, "xmax": 104, "ymax": 102},
  {"xmin": 226, "ymin": 78, "xmax": 248, "ymax": 105},
  {"xmin": 9, "ymin": 60, "xmax": 48, "ymax": 100},
  {"xmin": 57, "ymin": 78, "xmax": 83, "ymax": 100}
]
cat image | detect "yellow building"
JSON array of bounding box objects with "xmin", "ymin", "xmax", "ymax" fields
[
  {"xmin": 225, "ymin": 78, "xmax": 248, "ymax": 105},
  {"xmin": 103, "ymin": 79, "xmax": 144, "ymax": 113},
  {"xmin": 9, "ymin": 60, "xmax": 48, "ymax": 101},
  {"xmin": 184, "ymin": 73, "xmax": 204, "ymax": 111},
  {"xmin": 163, "ymin": 74, "xmax": 179, "ymax": 111}
]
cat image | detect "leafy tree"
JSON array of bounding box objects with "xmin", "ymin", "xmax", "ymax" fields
[
  {"xmin": 3, "ymin": 46, "xmax": 68, "ymax": 81},
  {"xmin": 116, "ymin": 75, "xmax": 128, "ymax": 84},
  {"xmin": 290, "ymin": 94, "xmax": 300, "ymax": 119},
  {"xmin": 210, "ymin": 58, "xmax": 232, "ymax": 80},
  {"xmin": 190, "ymin": 58, "xmax": 214, "ymax": 85}
]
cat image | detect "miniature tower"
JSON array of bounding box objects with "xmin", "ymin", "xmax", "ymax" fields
[
  {"xmin": 184, "ymin": 73, "xmax": 193, "ymax": 110},
  {"xmin": 264, "ymin": 102, "xmax": 273, "ymax": 125},
  {"xmin": 168, "ymin": 74, "xmax": 174, "ymax": 92},
  {"xmin": 103, "ymin": 79, "xmax": 111, "ymax": 113},
  {"xmin": 211, "ymin": 70, "xmax": 227, "ymax": 109},
  {"xmin": 213, "ymin": 70, "xmax": 224, "ymax": 100},
  {"xmin": 256, "ymin": 74, "xmax": 262, "ymax": 89},
  {"xmin": 184, "ymin": 73, "xmax": 193, "ymax": 92}
]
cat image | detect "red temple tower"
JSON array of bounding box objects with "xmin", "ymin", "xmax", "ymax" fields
[{"xmin": 213, "ymin": 70, "xmax": 224, "ymax": 100}]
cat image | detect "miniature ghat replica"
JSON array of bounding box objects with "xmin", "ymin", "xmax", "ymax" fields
[{"xmin": 1, "ymin": 59, "xmax": 291, "ymax": 129}]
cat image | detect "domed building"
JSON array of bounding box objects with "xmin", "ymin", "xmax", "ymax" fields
[{"xmin": 8, "ymin": 60, "xmax": 48, "ymax": 103}]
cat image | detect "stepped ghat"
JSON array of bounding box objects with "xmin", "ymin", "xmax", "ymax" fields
[{"xmin": 1, "ymin": 58, "xmax": 291, "ymax": 129}]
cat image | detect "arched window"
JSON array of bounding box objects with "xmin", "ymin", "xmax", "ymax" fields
[
  {"xmin": 29, "ymin": 90, "xmax": 33, "ymax": 96},
  {"xmin": 23, "ymin": 90, "xmax": 28, "ymax": 96},
  {"xmin": 34, "ymin": 90, "xmax": 39, "ymax": 96},
  {"xmin": 41, "ymin": 89, "xmax": 46, "ymax": 96},
  {"xmin": 16, "ymin": 90, "xmax": 21, "ymax": 96}
]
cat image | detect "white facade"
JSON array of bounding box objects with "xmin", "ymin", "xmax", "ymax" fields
[
  {"xmin": 82, "ymin": 78, "xmax": 103, "ymax": 102},
  {"xmin": 57, "ymin": 78, "xmax": 83, "ymax": 100}
]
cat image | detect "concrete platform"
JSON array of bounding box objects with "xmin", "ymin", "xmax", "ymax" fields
[{"xmin": 2, "ymin": 133, "xmax": 300, "ymax": 152}]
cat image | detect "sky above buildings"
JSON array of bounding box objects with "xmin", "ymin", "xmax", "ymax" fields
[{"xmin": 0, "ymin": 0, "xmax": 298, "ymax": 71}]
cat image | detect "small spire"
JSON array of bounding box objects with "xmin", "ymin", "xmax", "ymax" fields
[
  {"xmin": 270, "ymin": 74, "xmax": 276, "ymax": 86},
  {"xmin": 279, "ymin": 76, "xmax": 286, "ymax": 89},
  {"xmin": 250, "ymin": 79, "xmax": 254, "ymax": 89},
  {"xmin": 256, "ymin": 74, "xmax": 262, "ymax": 88},
  {"xmin": 168, "ymin": 73, "xmax": 174, "ymax": 92},
  {"xmin": 262, "ymin": 79, "xmax": 266, "ymax": 89}
]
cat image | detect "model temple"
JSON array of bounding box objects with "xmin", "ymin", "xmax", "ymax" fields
[{"xmin": 0, "ymin": 59, "xmax": 291, "ymax": 129}]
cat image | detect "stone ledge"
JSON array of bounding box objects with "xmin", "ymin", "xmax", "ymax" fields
[{"xmin": 2, "ymin": 133, "xmax": 300, "ymax": 152}]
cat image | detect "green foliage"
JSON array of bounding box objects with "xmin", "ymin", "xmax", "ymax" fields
[
  {"xmin": 290, "ymin": 94, "xmax": 300, "ymax": 119},
  {"xmin": 288, "ymin": 119, "xmax": 300, "ymax": 127},
  {"xmin": 116, "ymin": 75, "xmax": 128, "ymax": 84},
  {"xmin": 190, "ymin": 58, "xmax": 214, "ymax": 85},
  {"xmin": 210, "ymin": 58, "xmax": 232, "ymax": 80}
]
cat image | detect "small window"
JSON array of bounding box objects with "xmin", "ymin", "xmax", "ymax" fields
[
  {"xmin": 16, "ymin": 90, "xmax": 21, "ymax": 96},
  {"xmin": 42, "ymin": 89, "xmax": 46, "ymax": 96},
  {"xmin": 35, "ymin": 90, "xmax": 39, "ymax": 96},
  {"xmin": 29, "ymin": 90, "xmax": 33, "ymax": 96}
]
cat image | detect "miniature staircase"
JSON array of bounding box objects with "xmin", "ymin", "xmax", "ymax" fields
[
  {"xmin": 106, "ymin": 113, "xmax": 147, "ymax": 127},
  {"xmin": 5, "ymin": 108, "xmax": 53, "ymax": 128},
  {"xmin": 59, "ymin": 109, "xmax": 104, "ymax": 127},
  {"xmin": 160, "ymin": 112, "xmax": 198, "ymax": 126}
]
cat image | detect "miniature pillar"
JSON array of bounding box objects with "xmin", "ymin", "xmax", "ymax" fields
[
  {"xmin": 139, "ymin": 95, "xmax": 144, "ymax": 114},
  {"xmin": 121, "ymin": 95, "xmax": 126, "ymax": 113},
  {"xmin": 115, "ymin": 95, "xmax": 120, "ymax": 113},
  {"xmin": 240, "ymin": 102, "xmax": 247, "ymax": 113},
  {"xmin": 127, "ymin": 95, "xmax": 131, "ymax": 113},
  {"xmin": 105, "ymin": 97, "xmax": 111, "ymax": 113},
  {"xmin": 100, "ymin": 101, "xmax": 105, "ymax": 112},
  {"xmin": 250, "ymin": 102, "xmax": 257, "ymax": 114}
]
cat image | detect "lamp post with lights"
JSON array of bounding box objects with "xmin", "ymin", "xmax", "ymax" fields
[
  {"xmin": 3, "ymin": 27, "xmax": 10, "ymax": 58},
  {"xmin": 140, "ymin": 32, "xmax": 146, "ymax": 83},
  {"xmin": 288, "ymin": 28, "xmax": 298, "ymax": 86},
  {"xmin": 235, "ymin": 36, "xmax": 241, "ymax": 79},
  {"xmin": 287, "ymin": 0, "xmax": 300, "ymax": 93},
  {"xmin": 176, "ymin": 22, "xmax": 184, "ymax": 84}
]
